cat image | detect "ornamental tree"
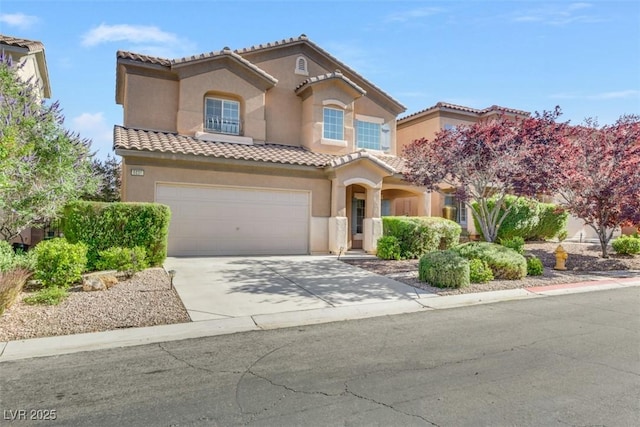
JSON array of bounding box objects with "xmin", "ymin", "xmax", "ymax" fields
[
  {"xmin": 554, "ymin": 115, "xmax": 640, "ymax": 258},
  {"xmin": 82, "ymin": 154, "xmax": 122, "ymax": 202},
  {"xmin": 403, "ymin": 108, "xmax": 567, "ymax": 243},
  {"xmin": 0, "ymin": 52, "xmax": 98, "ymax": 241}
]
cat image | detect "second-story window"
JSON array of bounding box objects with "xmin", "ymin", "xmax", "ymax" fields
[
  {"xmin": 323, "ymin": 107, "xmax": 344, "ymax": 140},
  {"xmin": 356, "ymin": 120, "xmax": 381, "ymax": 150},
  {"xmin": 205, "ymin": 97, "xmax": 240, "ymax": 135}
]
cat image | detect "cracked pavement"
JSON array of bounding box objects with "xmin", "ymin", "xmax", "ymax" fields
[{"xmin": 0, "ymin": 287, "xmax": 638, "ymax": 426}]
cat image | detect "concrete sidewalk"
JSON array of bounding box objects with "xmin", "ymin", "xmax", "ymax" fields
[{"xmin": 1, "ymin": 256, "xmax": 639, "ymax": 362}]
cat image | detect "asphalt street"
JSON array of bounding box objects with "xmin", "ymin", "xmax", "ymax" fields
[{"xmin": 1, "ymin": 287, "xmax": 638, "ymax": 426}]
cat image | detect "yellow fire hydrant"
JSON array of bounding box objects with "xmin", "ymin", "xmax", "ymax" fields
[{"xmin": 554, "ymin": 245, "xmax": 568, "ymax": 270}]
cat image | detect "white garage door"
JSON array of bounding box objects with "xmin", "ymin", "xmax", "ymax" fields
[{"xmin": 156, "ymin": 184, "xmax": 310, "ymax": 256}]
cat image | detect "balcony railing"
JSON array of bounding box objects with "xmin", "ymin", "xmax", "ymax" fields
[{"xmin": 205, "ymin": 116, "xmax": 242, "ymax": 135}]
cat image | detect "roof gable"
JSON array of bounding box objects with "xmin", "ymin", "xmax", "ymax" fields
[{"xmin": 0, "ymin": 34, "xmax": 51, "ymax": 98}]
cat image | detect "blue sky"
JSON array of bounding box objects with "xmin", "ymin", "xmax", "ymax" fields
[{"xmin": 1, "ymin": 0, "xmax": 639, "ymax": 160}]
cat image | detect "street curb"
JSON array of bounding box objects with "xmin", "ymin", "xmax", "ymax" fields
[{"xmin": 1, "ymin": 279, "xmax": 639, "ymax": 362}]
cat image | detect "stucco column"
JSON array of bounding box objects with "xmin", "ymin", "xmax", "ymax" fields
[
  {"xmin": 417, "ymin": 191, "xmax": 432, "ymax": 216},
  {"xmin": 329, "ymin": 178, "xmax": 348, "ymax": 254},
  {"xmin": 363, "ymin": 187, "xmax": 382, "ymax": 253}
]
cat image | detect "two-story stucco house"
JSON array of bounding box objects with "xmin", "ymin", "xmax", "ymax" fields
[
  {"xmin": 395, "ymin": 102, "xmax": 530, "ymax": 234},
  {"xmin": 115, "ymin": 35, "xmax": 436, "ymax": 256}
]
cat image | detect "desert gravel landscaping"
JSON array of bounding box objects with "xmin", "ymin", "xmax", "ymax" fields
[
  {"xmin": 0, "ymin": 268, "xmax": 190, "ymax": 342},
  {"xmin": 1, "ymin": 242, "xmax": 638, "ymax": 342}
]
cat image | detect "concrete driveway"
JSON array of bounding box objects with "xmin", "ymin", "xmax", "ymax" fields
[{"xmin": 163, "ymin": 256, "xmax": 423, "ymax": 321}]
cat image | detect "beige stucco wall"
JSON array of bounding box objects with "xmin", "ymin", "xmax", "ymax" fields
[
  {"xmin": 124, "ymin": 74, "xmax": 179, "ymax": 132},
  {"xmin": 176, "ymin": 68, "xmax": 267, "ymax": 139},
  {"xmin": 121, "ymin": 158, "xmax": 331, "ymax": 218}
]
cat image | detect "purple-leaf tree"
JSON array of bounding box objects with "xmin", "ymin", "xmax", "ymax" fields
[
  {"xmin": 555, "ymin": 115, "xmax": 640, "ymax": 258},
  {"xmin": 0, "ymin": 52, "xmax": 99, "ymax": 241},
  {"xmin": 403, "ymin": 108, "xmax": 567, "ymax": 243}
]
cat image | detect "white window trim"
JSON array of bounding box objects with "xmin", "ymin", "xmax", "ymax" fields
[
  {"xmin": 322, "ymin": 105, "xmax": 346, "ymax": 146},
  {"xmin": 322, "ymin": 99, "xmax": 348, "ymax": 109},
  {"xmin": 204, "ymin": 96, "xmax": 241, "ymax": 135}
]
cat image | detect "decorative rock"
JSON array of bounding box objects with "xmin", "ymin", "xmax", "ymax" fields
[
  {"xmin": 82, "ymin": 276, "xmax": 106, "ymax": 292},
  {"xmin": 102, "ymin": 275, "xmax": 119, "ymax": 289}
]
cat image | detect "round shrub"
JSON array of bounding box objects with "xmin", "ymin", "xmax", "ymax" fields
[
  {"xmin": 499, "ymin": 236, "xmax": 525, "ymax": 255},
  {"xmin": 611, "ymin": 235, "xmax": 640, "ymax": 255},
  {"xmin": 96, "ymin": 246, "xmax": 148, "ymax": 277},
  {"xmin": 376, "ymin": 236, "xmax": 401, "ymax": 260},
  {"xmin": 34, "ymin": 238, "xmax": 87, "ymax": 288},
  {"xmin": 469, "ymin": 258, "xmax": 494, "ymax": 283},
  {"xmin": 418, "ymin": 250, "xmax": 470, "ymax": 289},
  {"xmin": 453, "ymin": 242, "xmax": 527, "ymax": 280},
  {"xmin": 526, "ymin": 255, "xmax": 544, "ymax": 276}
]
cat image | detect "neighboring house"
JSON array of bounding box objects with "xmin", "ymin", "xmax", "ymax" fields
[
  {"xmin": 114, "ymin": 35, "xmax": 434, "ymax": 256},
  {"xmin": 0, "ymin": 34, "xmax": 51, "ymax": 248},
  {"xmin": 396, "ymin": 102, "xmax": 529, "ymax": 236}
]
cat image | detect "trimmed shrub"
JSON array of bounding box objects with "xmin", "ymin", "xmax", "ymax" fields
[
  {"xmin": 376, "ymin": 236, "xmax": 401, "ymax": 260},
  {"xmin": 499, "ymin": 236, "xmax": 525, "ymax": 255},
  {"xmin": 611, "ymin": 235, "xmax": 640, "ymax": 255},
  {"xmin": 418, "ymin": 250, "xmax": 470, "ymax": 288},
  {"xmin": 535, "ymin": 204, "xmax": 569, "ymax": 241},
  {"xmin": 63, "ymin": 201, "xmax": 171, "ymax": 270},
  {"xmin": 526, "ymin": 255, "xmax": 544, "ymax": 276},
  {"xmin": 473, "ymin": 195, "xmax": 568, "ymax": 241},
  {"xmin": 453, "ymin": 242, "xmax": 527, "ymax": 280},
  {"xmin": 96, "ymin": 246, "xmax": 148, "ymax": 277},
  {"xmin": 0, "ymin": 241, "xmax": 15, "ymax": 272},
  {"xmin": 0, "ymin": 268, "xmax": 31, "ymax": 314},
  {"xmin": 469, "ymin": 258, "xmax": 494, "ymax": 283},
  {"xmin": 34, "ymin": 238, "xmax": 87, "ymax": 288},
  {"xmin": 382, "ymin": 216, "xmax": 461, "ymax": 259},
  {"xmin": 23, "ymin": 286, "xmax": 68, "ymax": 305}
]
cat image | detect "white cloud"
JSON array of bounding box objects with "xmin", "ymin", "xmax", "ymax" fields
[
  {"xmin": 82, "ymin": 24, "xmax": 178, "ymax": 47},
  {"xmin": 0, "ymin": 12, "xmax": 39, "ymax": 29},
  {"xmin": 385, "ymin": 7, "xmax": 444, "ymax": 23},
  {"xmin": 511, "ymin": 2, "xmax": 603, "ymax": 26},
  {"xmin": 81, "ymin": 23, "xmax": 197, "ymax": 58},
  {"xmin": 71, "ymin": 112, "xmax": 114, "ymax": 159}
]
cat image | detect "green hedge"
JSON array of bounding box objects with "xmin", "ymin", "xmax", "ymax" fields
[
  {"xmin": 418, "ymin": 250, "xmax": 470, "ymax": 288},
  {"xmin": 381, "ymin": 216, "xmax": 461, "ymax": 260},
  {"xmin": 453, "ymin": 242, "xmax": 527, "ymax": 280},
  {"xmin": 472, "ymin": 195, "xmax": 568, "ymax": 241},
  {"xmin": 63, "ymin": 201, "xmax": 171, "ymax": 270}
]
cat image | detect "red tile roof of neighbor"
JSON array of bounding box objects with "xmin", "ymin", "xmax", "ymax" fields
[
  {"xmin": 114, "ymin": 126, "xmax": 406, "ymax": 173},
  {"xmin": 398, "ymin": 101, "xmax": 531, "ymax": 122},
  {"xmin": 0, "ymin": 34, "xmax": 45, "ymax": 53}
]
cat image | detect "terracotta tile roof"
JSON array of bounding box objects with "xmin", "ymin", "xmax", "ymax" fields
[
  {"xmin": 0, "ymin": 34, "xmax": 44, "ymax": 53},
  {"xmin": 114, "ymin": 126, "xmax": 335, "ymax": 167},
  {"xmin": 116, "ymin": 49, "xmax": 277, "ymax": 84},
  {"xmin": 236, "ymin": 34, "xmax": 405, "ymax": 113},
  {"xmin": 114, "ymin": 126, "xmax": 408, "ymax": 174},
  {"xmin": 295, "ymin": 70, "xmax": 366, "ymax": 95},
  {"xmin": 329, "ymin": 151, "xmax": 406, "ymax": 174},
  {"xmin": 399, "ymin": 101, "xmax": 530, "ymax": 122}
]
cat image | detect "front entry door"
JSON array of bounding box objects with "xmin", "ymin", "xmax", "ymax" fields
[{"xmin": 351, "ymin": 197, "xmax": 365, "ymax": 249}]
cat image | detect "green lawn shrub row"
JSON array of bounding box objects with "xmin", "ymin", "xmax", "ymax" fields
[
  {"xmin": 63, "ymin": 201, "xmax": 171, "ymax": 270},
  {"xmin": 453, "ymin": 242, "xmax": 527, "ymax": 280},
  {"xmin": 611, "ymin": 235, "xmax": 640, "ymax": 255},
  {"xmin": 380, "ymin": 216, "xmax": 461, "ymax": 260},
  {"xmin": 418, "ymin": 250, "xmax": 470, "ymax": 288},
  {"xmin": 473, "ymin": 195, "xmax": 568, "ymax": 241}
]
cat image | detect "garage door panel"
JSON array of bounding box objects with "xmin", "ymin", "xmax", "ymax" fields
[{"xmin": 156, "ymin": 184, "xmax": 310, "ymax": 256}]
